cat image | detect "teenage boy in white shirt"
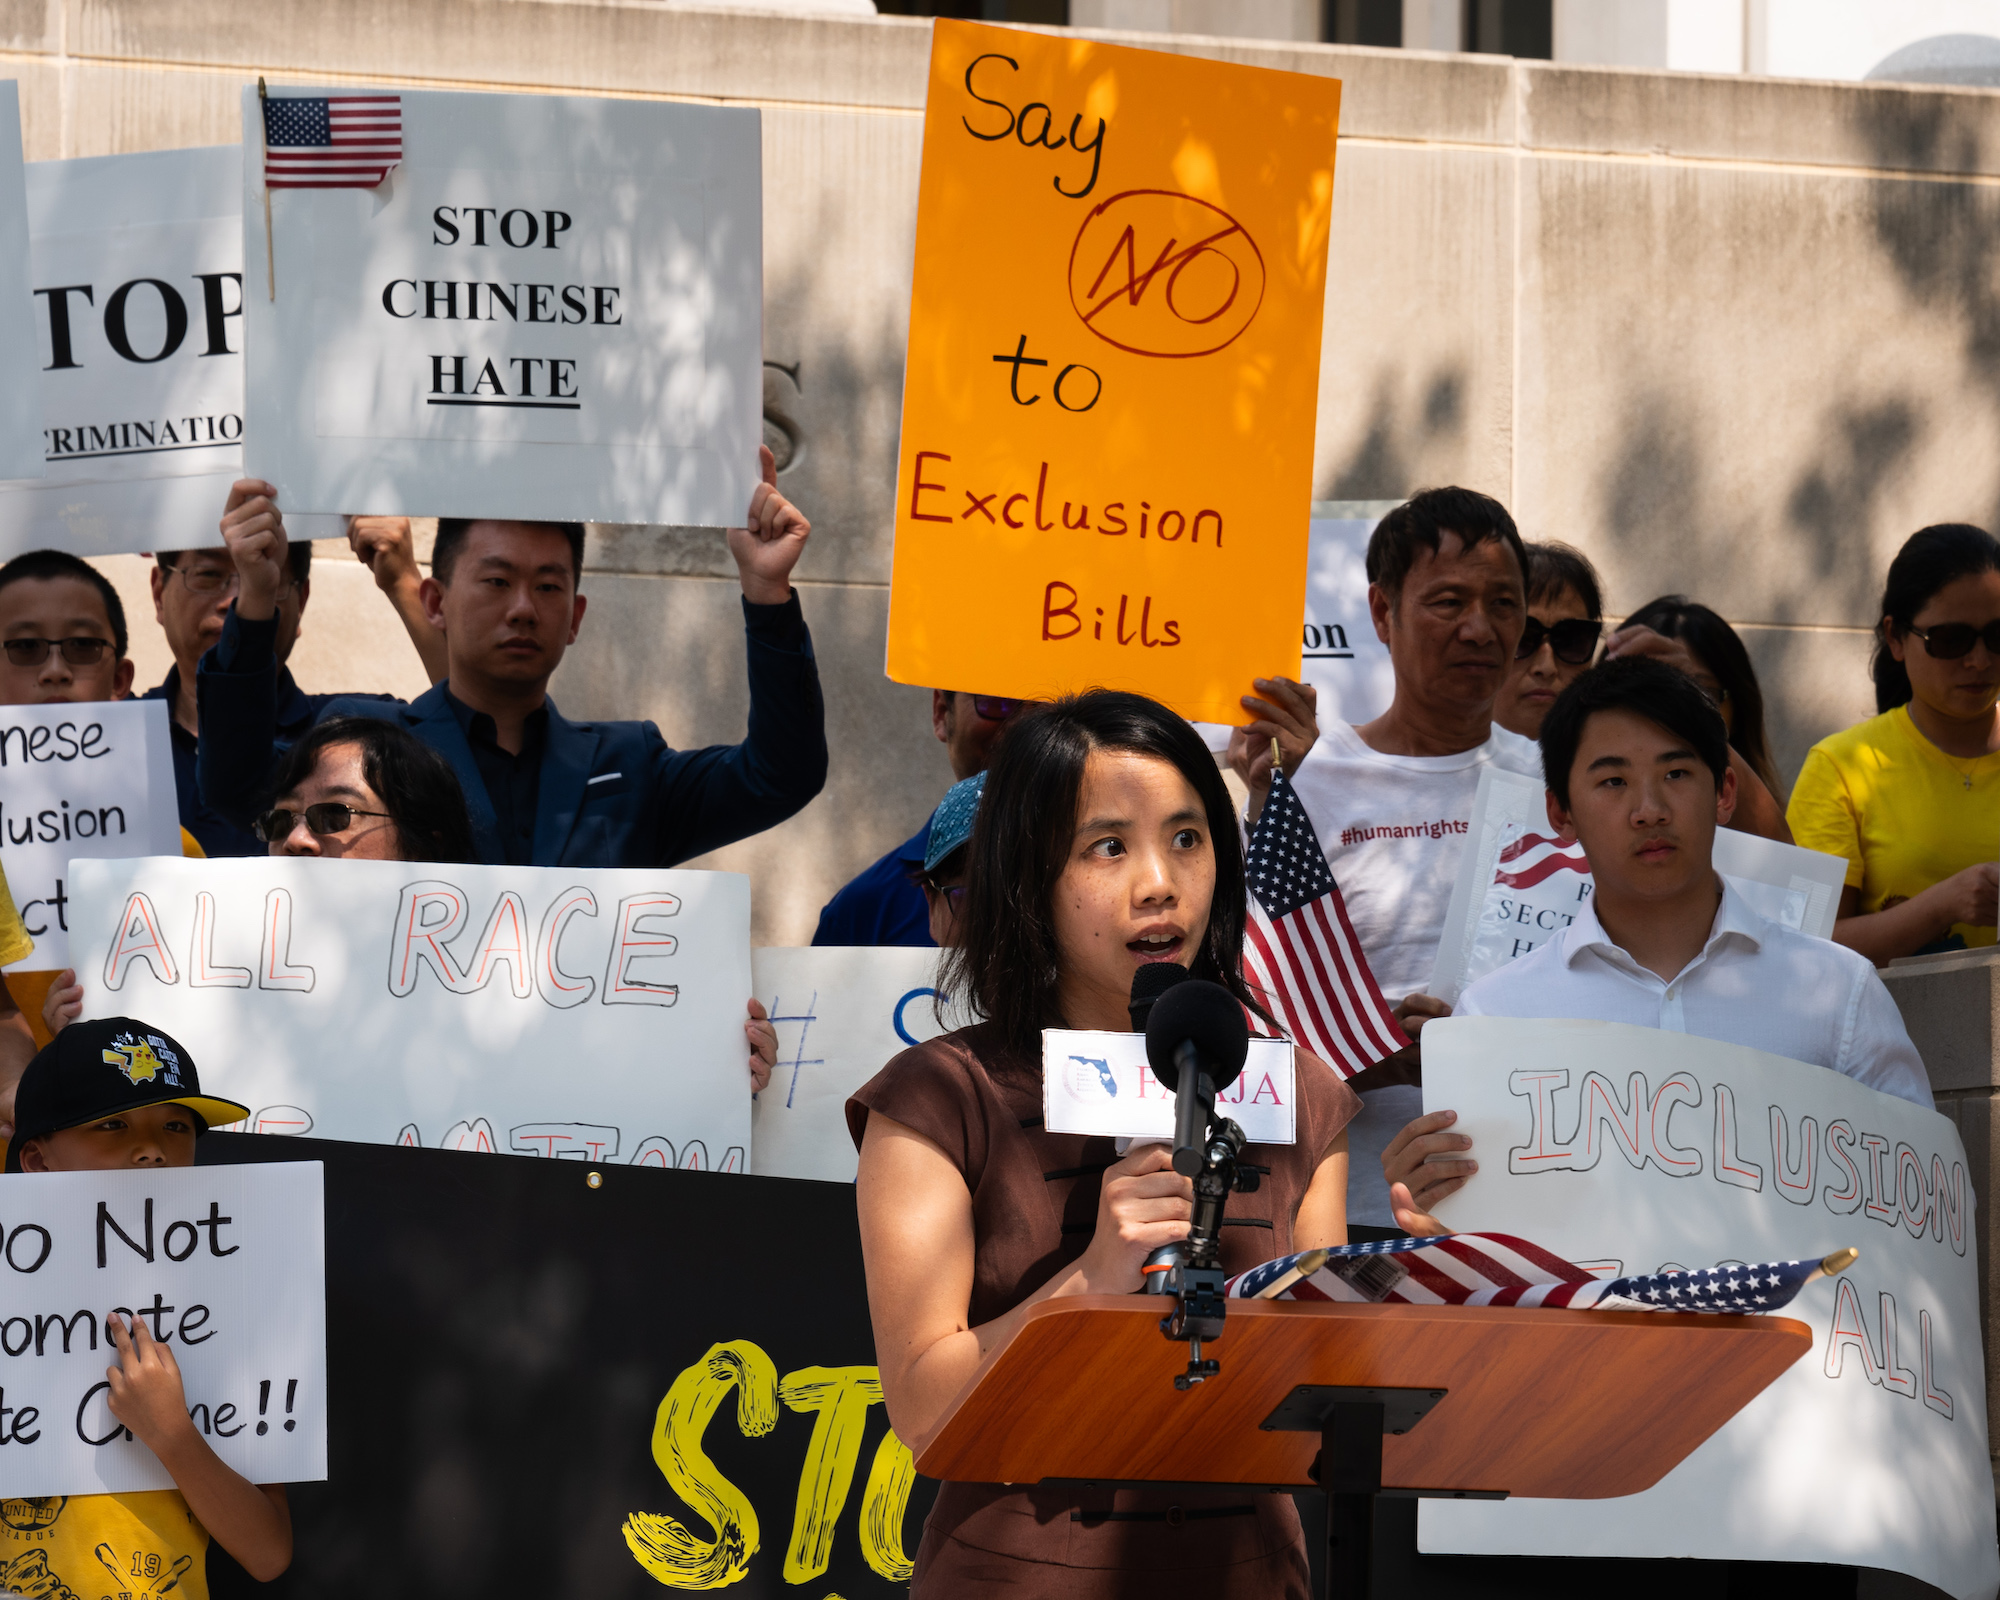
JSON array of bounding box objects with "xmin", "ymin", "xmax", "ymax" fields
[
  {"xmin": 1235, "ymin": 486, "xmax": 1540, "ymax": 1228},
  {"xmin": 1384, "ymin": 655, "xmax": 1932, "ymax": 1234}
]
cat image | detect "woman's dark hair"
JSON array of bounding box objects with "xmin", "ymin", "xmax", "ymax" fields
[
  {"xmin": 1540, "ymin": 657, "xmax": 1731, "ymax": 811},
  {"xmin": 940, "ymin": 690, "xmax": 1272, "ymax": 1057},
  {"xmin": 1523, "ymin": 540, "xmax": 1603, "ymax": 620},
  {"xmin": 267, "ymin": 717, "xmax": 477, "ymax": 863},
  {"xmin": 1622, "ymin": 595, "xmax": 1777, "ymax": 793},
  {"xmin": 1870, "ymin": 524, "xmax": 2000, "ymax": 714}
]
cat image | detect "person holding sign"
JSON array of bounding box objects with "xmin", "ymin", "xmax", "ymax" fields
[
  {"xmin": 0, "ymin": 550, "xmax": 206, "ymax": 1047},
  {"xmin": 2, "ymin": 1018, "xmax": 291, "ymax": 1596},
  {"xmin": 1233, "ymin": 488, "xmax": 1541, "ymax": 1231},
  {"xmin": 197, "ymin": 452, "xmax": 825, "ymax": 869},
  {"xmin": 147, "ymin": 517, "xmax": 440, "ymax": 857},
  {"xmin": 849, "ymin": 691, "xmax": 1358, "ymax": 1595},
  {"xmin": 1788, "ymin": 524, "xmax": 2000, "ymax": 962},
  {"xmin": 1384, "ymin": 658, "xmax": 1931, "ymax": 1232}
]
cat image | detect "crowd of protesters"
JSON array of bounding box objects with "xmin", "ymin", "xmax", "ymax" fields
[{"xmin": 0, "ymin": 466, "xmax": 1991, "ymax": 1597}]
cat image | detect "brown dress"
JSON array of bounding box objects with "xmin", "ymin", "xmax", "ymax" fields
[{"xmin": 847, "ymin": 1020, "xmax": 1363, "ymax": 1599}]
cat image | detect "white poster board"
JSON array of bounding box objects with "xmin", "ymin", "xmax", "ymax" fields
[
  {"xmin": 1195, "ymin": 508, "xmax": 1393, "ymax": 752},
  {"xmin": 1427, "ymin": 766, "xmax": 1848, "ymax": 1003},
  {"xmin": 68, "ymin": 856, "xmax": 753, "ymax": 1168},
  {"xmin": 750, "ymin": 946, "xmax": 959, "ymax": 1183},
  {"xmin": 0, "ymin": 81, "xmax": 43, "ymax": 483},
  {"xmin": 0, "ymin": 699, "xmax": 180, "ymax": 973},
  {"xmin": 0, "ymin": 145, "xmax": 242, "ymax": 558},
  {"xmin": 241, "ymin": 86, "xmax": 762, "ymax": 527},
  {"xmin": 1423, "ymin": 1017, "xmax": 1996, "ymax": 1599},
  {"xmin": 0, "ymin": 1162, "xmax": 326, "ymax": 1497},
  {"xmin": 1042, "ymin": 1030, "xmax": 1297, "ymax": 1144}
]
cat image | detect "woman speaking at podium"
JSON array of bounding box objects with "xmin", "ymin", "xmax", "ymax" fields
[{"xmin": 847, "ymin": 690, "xmax": 1360, "ymax": 1597}]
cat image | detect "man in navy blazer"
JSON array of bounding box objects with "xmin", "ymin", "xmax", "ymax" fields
[{"xmin": 193, "ymin": 450, "xmax": 827, "ymax": 868}]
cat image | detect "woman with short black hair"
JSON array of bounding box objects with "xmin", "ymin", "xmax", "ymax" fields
[{"xmin": 848, "ymin": 690, "xmax": 1359, "ymax": 1597}]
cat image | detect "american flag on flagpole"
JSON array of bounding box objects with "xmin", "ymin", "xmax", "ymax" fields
[
  {"xmin": 1226, "ymin": 1234, "xmax": 1845, "ymax": 1315},
  {"xmin": 262, "ymin": 94, "xmax": 404, "ymax": 189},
  {"xmin": 1242, "ymin": 765, "xmax": 1408, "ymax": 1077}
]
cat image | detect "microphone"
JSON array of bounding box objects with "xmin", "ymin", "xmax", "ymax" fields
[
  {"xmin": 1145, "ymin": 980, "xmax": 1250, "ymax": 1177},
  {"xmin": 1128, "ymin": 961, "xmax": 1193, "ymax": 1033}
]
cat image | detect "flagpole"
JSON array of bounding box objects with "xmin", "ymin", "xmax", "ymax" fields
[{"xmin": 257, "ymin": 76, "xmax": 275, "ymax": 301}]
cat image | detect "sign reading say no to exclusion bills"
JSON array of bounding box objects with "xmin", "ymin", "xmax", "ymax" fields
[
  {"xmin": 0, "ymin": 1162, "xmax": 326, "ymax": 1498},
  {"xmin": 886, "ymin": 23, "xmax": 1340, "ymax": 724},
  {"xmin": 69, "ymin": 856, "xmax": 754, "ymax": 1170},
  {"xmin": 1423, "ymin": 1019, "xmax": 1997, "ymax": 1600},
  {"xmin": 241, "ymin": 87, "xmax": 763, "ymax": 527},
  {"xmin": 0, "ymin": 699, "xmax": 180, "ymax": 975},
  {"xmin": 0, "ymin": 146, "xmax": 243, "ymax": 559}
]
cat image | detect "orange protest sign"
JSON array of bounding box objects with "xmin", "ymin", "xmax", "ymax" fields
[{"xmin": 886, "ymin": 20, "xmax": 1340, "ymax": 723}]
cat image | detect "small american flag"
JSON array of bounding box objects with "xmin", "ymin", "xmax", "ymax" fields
[
  {"xmin": 1242, "ymin": 765, "xmax": 1408, "ymax": 1077},
  {"xmin": 1227, "ymin": 1234, "xmax": 1838, "ymax": 1314},
  {"xmin": 262, "ymin": 94, "xmax": 403, "ymax": 189}
]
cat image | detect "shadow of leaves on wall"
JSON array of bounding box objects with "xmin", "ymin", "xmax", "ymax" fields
[{"xmin": 1319, "ymin": 365, "xmax": 1466, "ymax": 501}]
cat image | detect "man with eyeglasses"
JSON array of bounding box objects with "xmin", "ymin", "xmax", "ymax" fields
[
  {"xmin": 811, "ymin": 691, "xmax": 1019, "ymax": 947},
  {"xmin": 197, "ymin": 450, "xmax": 826, "ymax": 870}
]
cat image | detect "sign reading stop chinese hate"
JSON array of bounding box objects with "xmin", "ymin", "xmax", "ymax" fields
[{"xmin": 885, "ymin": 23, "xmax": 1340, "ymax": 722}]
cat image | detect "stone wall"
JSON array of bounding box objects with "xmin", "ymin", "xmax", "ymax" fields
[{"xmin": 28, "ymin": 1, "xmax": 2000, "ymax": 941}]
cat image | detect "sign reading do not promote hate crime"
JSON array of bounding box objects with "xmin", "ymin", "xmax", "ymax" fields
[
  {"xmin": 240, "ymin": 87, "xmax": 763, "ymax": 527},
  {"xmin": 886, "ymin": 22, "xmax": 1340, "ymax": 723}
]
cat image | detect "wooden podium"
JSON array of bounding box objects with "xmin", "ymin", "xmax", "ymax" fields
[{"xmin": 916, "ymin": 1295, "xmax": 1811, "ymax": 1597}]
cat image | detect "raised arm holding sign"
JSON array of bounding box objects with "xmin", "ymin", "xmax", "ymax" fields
[{"xmin": 196, "ymin": 451, "xmax": 826, "ymax": 870}]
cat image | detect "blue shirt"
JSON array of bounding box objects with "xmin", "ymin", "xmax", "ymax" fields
[{"xmin": 811, "ymin": 820, "xmax": 934, "ymax": 947}]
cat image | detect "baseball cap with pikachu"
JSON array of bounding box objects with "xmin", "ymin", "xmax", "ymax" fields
[{"xmin": 6, "ymin": 1016, "xmax": 248, "ymax": 1172}]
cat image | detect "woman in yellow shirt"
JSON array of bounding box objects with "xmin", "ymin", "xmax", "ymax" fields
[{"xmin": 1788, "ymin": 523, "xmax": 2000, "ymax": 962}]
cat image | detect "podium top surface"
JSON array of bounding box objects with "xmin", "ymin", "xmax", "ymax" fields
[{"xmin": 916, "ymin": 1296, "xmax": 1809, "ymax": 1498}]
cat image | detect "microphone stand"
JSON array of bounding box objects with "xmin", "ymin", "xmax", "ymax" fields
[{"xmin": 1142, "ymin": 1040, "xmax": 1263, "ymax": 1391}]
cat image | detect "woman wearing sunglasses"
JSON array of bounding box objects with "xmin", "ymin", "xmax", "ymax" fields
[
  {"xmin": 1492, "ymin": 542, "xmax": 1604, "ymax": 739},
  {"xmin": 1789, "ymin": 524, "xmax": 2000, "ymax": 963}
]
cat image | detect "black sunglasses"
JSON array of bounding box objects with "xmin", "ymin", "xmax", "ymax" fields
[
  {"xmin": 969, "ymin": 696, "xmax": 1023, "ymax": 721},
  {"xmin": 1515, "ymin": 617, "xmax": 1603, "ymax": 666},
  {"xmin": 254, "ymin": 802, "xmax": 394, "ymax": 842},
  {"xmin": 1908, "ymin": 620, "xmax": 2000, "ymax": 661},
  {"xmin": 3, "ymin": 635, "xmax": 112, "ymax": 667}
]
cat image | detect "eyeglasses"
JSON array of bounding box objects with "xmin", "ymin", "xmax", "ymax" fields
[
  {"xmin": 167, "ymin": 563, "xmax": 241, "ymax": 597},
  {"xmin": 2, "ymin": 636, "xmax": 112, "ymax": 667},
  {"xmin": 254, "ymin": 803, "xmax": 394, "ymax": 842},
  {"xmin": 1908, "ymin": 620, "xmax": 2000, "ymax": 661},
  {"xmin": 968, "ymin": 696, "xmax": 1023, "ymax": 721},
  {"xmin": 1515, "ymin": 617, "xmax": 1603, "ymax": 666}
]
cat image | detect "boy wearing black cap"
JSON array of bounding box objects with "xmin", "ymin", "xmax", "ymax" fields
[{"xmin": 1, "ymin": 1018, "xmax": 292, "ymax": 1599}]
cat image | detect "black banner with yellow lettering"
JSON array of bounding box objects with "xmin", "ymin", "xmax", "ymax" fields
[{"xmin": 197, "ymin": 1134, "xmax": 929, "ymax": 1599}]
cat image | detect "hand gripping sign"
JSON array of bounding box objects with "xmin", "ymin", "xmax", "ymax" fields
[
  {"xmin": 886, "ymin": 22, "xmax": 1340, "ymax": 723},
  {"xmin": 0, "ymin": 1162, "xmax": 327, "ymax": 1498}
]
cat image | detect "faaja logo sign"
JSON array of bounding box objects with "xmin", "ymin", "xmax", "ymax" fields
[{"xmin": 1067, "ymin": 190, "xmax": 1266, "ymax": 359}]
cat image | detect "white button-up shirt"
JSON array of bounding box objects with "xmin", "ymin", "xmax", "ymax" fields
[{"xmin": 1455, "ymin": 879, "xmax": 1933, "ymax": 1107}]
